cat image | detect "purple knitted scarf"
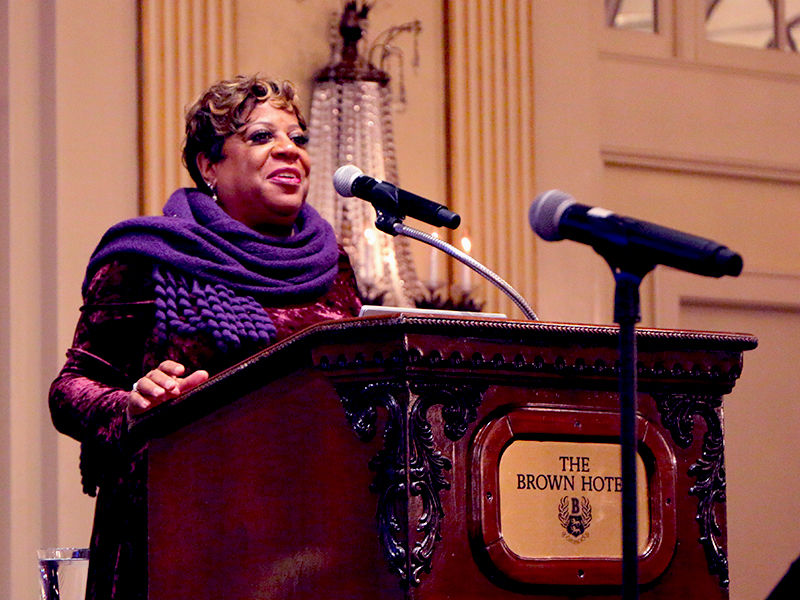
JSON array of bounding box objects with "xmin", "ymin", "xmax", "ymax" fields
[{"xmin": 84, "ymin": 188, "xmax": 340, "ymax": 350}]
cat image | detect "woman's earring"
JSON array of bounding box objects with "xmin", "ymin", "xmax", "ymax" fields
[{"xmin": 204, "ymin": 180, "xmax": 219, "ymax": 203}]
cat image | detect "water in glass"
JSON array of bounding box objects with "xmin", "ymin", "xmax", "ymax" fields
[{"xmin": 38, "ymin": 548, "xmax": 89, "ymax": 600}]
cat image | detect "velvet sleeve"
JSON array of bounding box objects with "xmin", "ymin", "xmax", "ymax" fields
[{"xmin": 48, "ymin": 258, "xmax": 157, "ymax": 494}]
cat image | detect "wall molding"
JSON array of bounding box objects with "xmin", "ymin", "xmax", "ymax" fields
[
  {"xmin": 603, "ymin": 146, "xmax": 800, "ymax": 184},
  {"xmin": 653, "ymin": 269, "xmax": 800, "ymax": 330}
]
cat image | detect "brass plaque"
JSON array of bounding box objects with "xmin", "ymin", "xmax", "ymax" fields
[{"xmin": 499, "ymin": 441, "xmax": 649, "ymax": 559}]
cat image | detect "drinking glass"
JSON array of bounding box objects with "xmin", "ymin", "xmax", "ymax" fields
[{"xmin": 38, "ymin": 548, "xmax": 89, "ymax": 600}]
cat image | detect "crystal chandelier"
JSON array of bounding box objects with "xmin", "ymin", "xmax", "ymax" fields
[{"xmin": 306, "ymin": 2, "xmax": 425, "ymax": 306}]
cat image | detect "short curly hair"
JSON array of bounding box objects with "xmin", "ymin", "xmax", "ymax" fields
[{"xmin": 183, "ymin": 75, "xmax": 307, "ymax": 192}]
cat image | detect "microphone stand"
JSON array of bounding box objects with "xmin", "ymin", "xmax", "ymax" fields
[
  {"xmin": 605, "ymin": 256, "xmax": 656, "ymax": 600},
  {"xmin": 375, "ymin": 200, "xmax": 649, "ymax": 596},
  {"xmin": 370, "ymin": 209, "xmax": 539, "ymax": 321},
  {"xmin": 528, "ymin": 191, "xmax": 742, "ymax": 599}
]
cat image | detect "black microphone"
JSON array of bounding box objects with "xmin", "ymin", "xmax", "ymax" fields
[
  {"xmin": 529, "ymin": 190, "xmax": 743, "ymax": 278},
  {"xmin": 333, "ymin": 165, "xmax": 461, "ymax": 229}
]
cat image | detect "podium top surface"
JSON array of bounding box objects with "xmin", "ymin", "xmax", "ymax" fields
[{"xmin": 130, "ymin": 314, "xmax": 757, "ymax": 440}]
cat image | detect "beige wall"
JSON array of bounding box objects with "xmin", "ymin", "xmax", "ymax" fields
[
  {"xmin": 595, "ymin": 4, "xmax": 800, "ymax": 599},
  {"xmin": 1, "ymin": 1, "xmax": 139, "ymax": 599},
  {"xmin": 2, "ymin": 1, "xmax": 798, "ymax": 599}
]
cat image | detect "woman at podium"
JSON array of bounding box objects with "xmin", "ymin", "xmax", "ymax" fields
[{"xmin": 48, "ymin": 75, "xmax": 362, "ymax": 600}]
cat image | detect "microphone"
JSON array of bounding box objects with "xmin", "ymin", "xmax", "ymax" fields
[
  {"xmin": 529, "ymin": 190, "xmax": 743, "ymax": 278},
  {"xmin": 333, "ymin": 165, "xmax": 461, "ymax": 229}
]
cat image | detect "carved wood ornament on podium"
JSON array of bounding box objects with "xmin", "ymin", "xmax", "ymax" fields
[{"xmin": 323, "ymin": 323, "xmax": 739, "ymax": 591}]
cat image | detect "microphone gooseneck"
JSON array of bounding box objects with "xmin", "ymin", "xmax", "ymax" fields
[
  {"xmin": 332, "ymin": 165, "xmax": 537, "ymax": 320},
  {"xmin": 392, "ymin": 222, "xmax": 538, "ymax": 321}
]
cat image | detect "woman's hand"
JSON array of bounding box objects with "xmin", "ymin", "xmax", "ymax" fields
[{"xmin": 128, "ymin": 360, "xmax": 209, "ymax": 416}]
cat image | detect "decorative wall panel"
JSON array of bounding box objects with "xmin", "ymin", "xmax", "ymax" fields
[{"xmin": 140, "ymin": 0, "xmax": 236, "ymax": 214}]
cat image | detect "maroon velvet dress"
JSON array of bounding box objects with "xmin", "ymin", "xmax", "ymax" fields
[{"xmin": 49, "ymin": 249, "xmax": 362, "ymax": 600}]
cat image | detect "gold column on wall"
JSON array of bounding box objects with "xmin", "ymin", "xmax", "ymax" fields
[
  {"xmin": 140, "ymin": 0, "xmax": 236, "ymax": 215},
  {"xmin": 445, "ymin": 0, "xmax": 536, "ymax": 317}
]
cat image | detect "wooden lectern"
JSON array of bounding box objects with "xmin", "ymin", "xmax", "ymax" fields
[{"xmin": 130, "ymin": 315, "xmax": 756, "ymax": 599}]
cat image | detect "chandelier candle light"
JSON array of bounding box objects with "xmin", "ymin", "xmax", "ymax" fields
[
  {"xmin": 427, "ymin": 231, "xmax": 441, "ymax": 291},
  {"xmin": 460, "ymin": 234, "xmax": 472, "ymax": 293}
]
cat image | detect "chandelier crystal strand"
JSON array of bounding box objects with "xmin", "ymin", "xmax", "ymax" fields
[
  {"xmin": 306, "ymin": 2, "xmax": 425, "ymax": 307},
  {"xmin": 308, "ymin": 86, "xmax": 336, "ymax": 227}
]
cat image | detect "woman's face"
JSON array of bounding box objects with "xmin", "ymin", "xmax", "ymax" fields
[{"xmin": 199, "ymin": 101, "xmax": 311, "ymax": 235}]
